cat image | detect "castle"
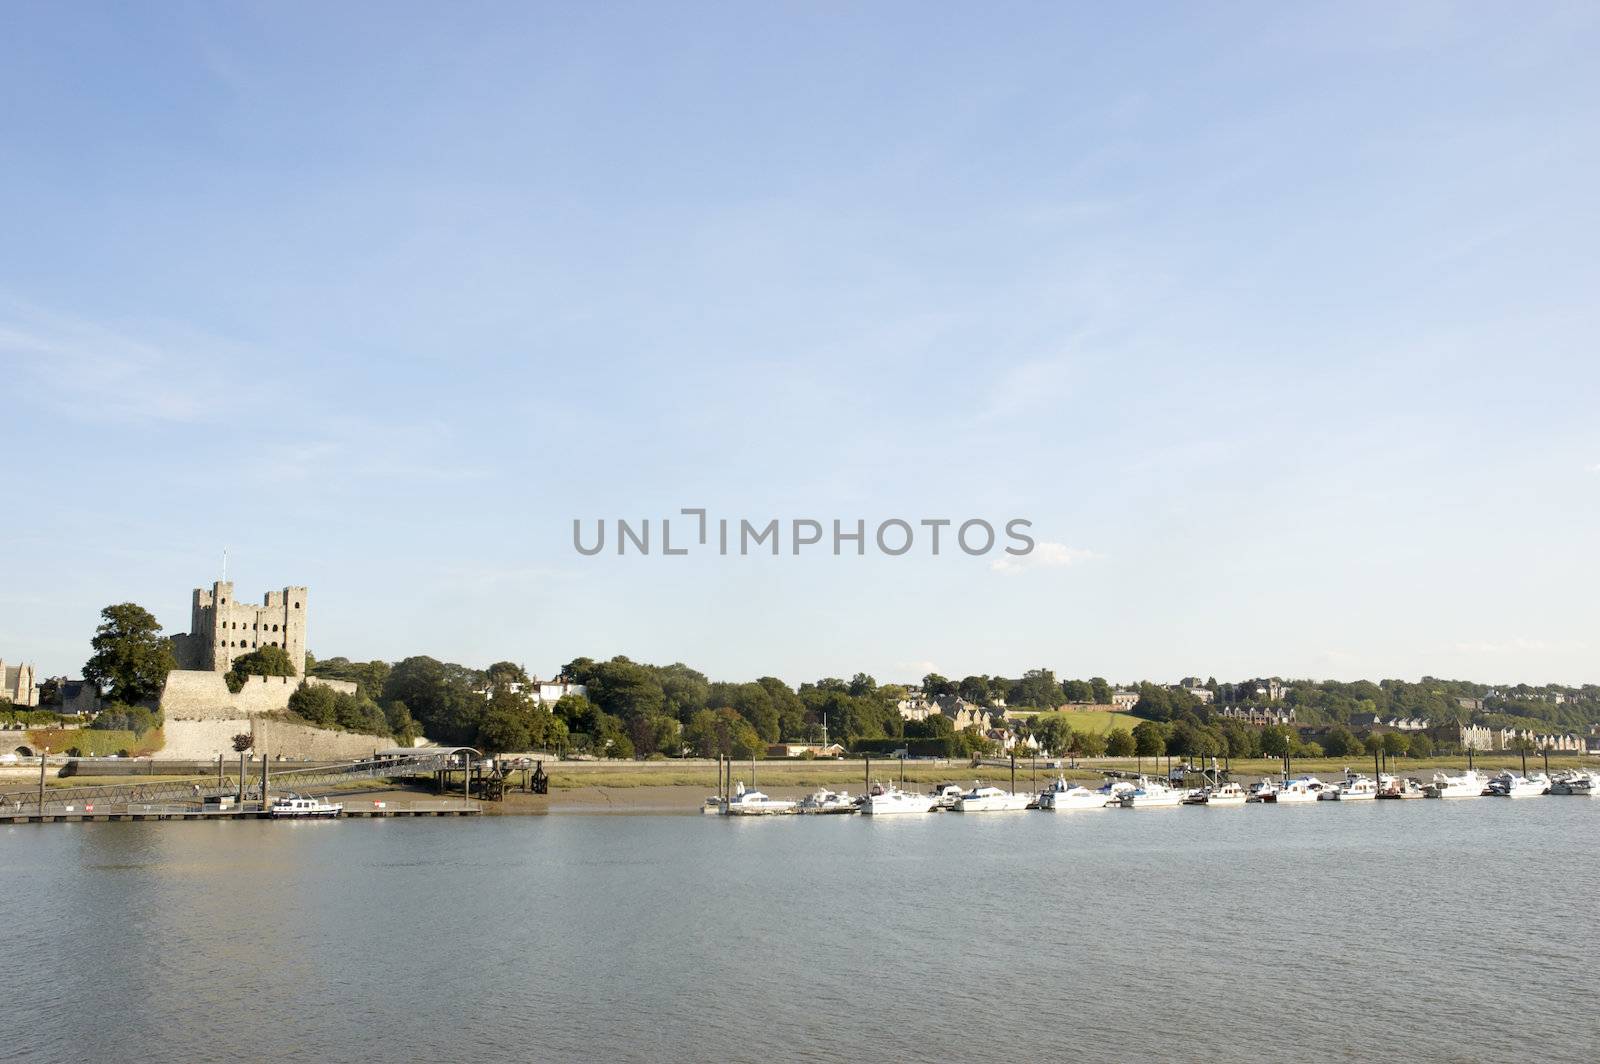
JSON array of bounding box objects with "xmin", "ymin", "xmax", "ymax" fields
[{"xmin": 171, "ymin": 581, "xmax": 308, "ymax": 676}]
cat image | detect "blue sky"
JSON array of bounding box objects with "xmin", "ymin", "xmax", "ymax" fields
[{"xmin": 3, "ymin": 2, "xmax": 1598, "ymax": 686}]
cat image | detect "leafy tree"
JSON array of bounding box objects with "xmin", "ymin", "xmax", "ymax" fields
[
  {"xmin": 683, "ymin": 708, "xmax": 766, "ymax": 760},
  {"xmin": 1075, "ymin": 730, "xmax": 1108, "ymax": 758},
  {"xmin": 1381, "ymin": 732, "xmax": 1409, "ymax": 757},
  {"xmin": 84, "ymin": 603, "xmax": 176, "ymax": 705},
  {"xmin": 1322, "ymin": 725, "xmax": 1362, "ymax": 758},
  {"xmin": 958, "ymin": 675, "xmax": 991, "ymax": 705},
  {"xmin": 288, "ymin": 683, "xmax": 339, "ymax": 726},
  {"xmin": 1260, "ymin": 725, "xmax": 1293, "ymax": 758},
  {"xmin": 654, "ymin": 663, "xmax": 711, "ymax": 721},
  {"xmin": 308, "ymin": 656, "xmax": 392, "ymax": 700},
  {"xmin": 1013, "ymin": 668, "xmax": 1061, "ymax": 710},
  {"xmin": 484, "ymin": 661, "xmax": 531, "ymax": 694},
  {"xmin": 477, "ymin": 701, "xmax": 532, "ymax": 754},
  {"xmin": 90, "ymin": 703, "xmax": 159, "ymax": 736},
  {"xmin": 385, "ymin": 700, "xmax": 419, "ymax": 745},
  {"xmin": 1089, "ymin": 678, "xmax": 1112, "ymax": 704},
  {"xmin": 1106, "ymin": 729, "xmax": 1137, "ymax": 757},
  {"xmin": 847, "ymin": 673, "xmax": 877, "ymax": 698},
  {"xmin": 585, "ymin": 657, "xmax": 666, "ymax": 720},
  {"xmin": 1133, "ymin": 719, "xmax": 1168, "ymax": 758},
  {"xmin": 382, "ymin": 656, "xmax": 483, "ymax": 746},
  {"xmin": 1407, "ymin": 732, "xmax": 1434, "ymax": 758},
  {"xmin": 922, "ymin": 673, "xmax": 956, "ymax": 699},
  {"xmin": 1363, "ymin": 733, "xmax": 1385, "ymax": 755},
  {"xmin": 226, "ymin": 645, "xmax": 296, "ymax": 693}
]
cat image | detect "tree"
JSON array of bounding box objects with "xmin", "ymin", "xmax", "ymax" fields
[
  {"xmin": 1260, "ymin": 725, "xmax": 1293, "ymax": 758},
  {"xmin": 958, "ymin": 675, "xmax": 991, "ymax": 706},
  {"xmin": 585, "ymin": 657, "xmax": 666, "ymax": 720},
  {"xmin": 1363, "ymin": 733, "xmax": 1385, "ymax": 756},
  {"xmin": 477, "ymin": 702, "xmax": 532, "ymax": 754},
  {"xmin": 226, "ymin": 645, "xmax": 296, "ymax": 693},
  {"xmin": 1106, "ymin": 729, "xmax": 1136, "ymax": 757},
  {"xmin": 1132, "ymin": 720, "xmax": 1167, "ymax": 758},
  {"xmin": 288, "ymin": 682, "xmax": 338, "ymax": 726},
  {"xmin": 382, "ymin": 656, "xmax": 483, "ymax": 747},
  {"xmin": 921, "ymin": 673, "xmax": 955, "ymax": 699},
  {"xmin": 1407, "ymin": 732, "xmax": 1434, "ymax": 758},
  {"xmin": 1322, "ymin": 725, "xmax": 1361, "ymax": 758},
  {"xmin": 84, "ymin": 603, "xmax": 176, "ymax": 705},
  {"xmin": 1013, "ymin": 668, "xmax": 1060, "ymax": 710},
  {"xmin": 1381, "ymin": 732, "xmax": 1409, "ymax": 757}
]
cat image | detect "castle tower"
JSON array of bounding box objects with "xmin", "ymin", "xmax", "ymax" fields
[{"xmin": 179, "ymin": 581, "xmax": 308, "ymax": 675}]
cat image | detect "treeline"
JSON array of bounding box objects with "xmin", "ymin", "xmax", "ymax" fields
[
  {"xmin": 304, "ymin": 655, "xmax": 1023, "ymax": 759},
  {"xmin": 1018, "ymin": 714, "xmax": 1436, "ymax": 763},
  {"xmin": 1131, "ymin": 677, "xmax": 1600, "ymax": 733}
]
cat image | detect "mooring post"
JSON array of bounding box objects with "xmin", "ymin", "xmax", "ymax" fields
[
  {"xmin": 1010, "ymin": 753, "xmax": 1016, "ymax": 794},
  {"xmin": 38, "ymin": 747, "xmax": 48, "ymax": 815},
  {"xmin": 1374, "ymin": 746, "xmax": 1381, "ymax": 790},
  {"xmin": 865, "ymin": 753, "xmax": 871, "ymax": 792},
  {"xmin": 1542, "ymin": 746, "xmax": 1550, "ymax": 777},
  {"xmin": 260, "ymin": 743, "xmax": 269, "ymax": 809},
  {"xmin": 1521, "ymin": 747, "xmax": 1528, "ymax": 777}
]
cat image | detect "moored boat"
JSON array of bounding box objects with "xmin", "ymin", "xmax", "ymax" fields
[
  {"xmin": 861, "ymin": 784, "xmax": 936, "ymax": 815},
  {"xmin": 1321, "ymin": 775, "xmax": 1378, "ymax": 801},
  {"xmin": 1483, "ymin": 771, "xmax": 1549, "ymax": 798},
  {"xmin": 1267, "ymin": 777, "xmax": 1326, "ymax": 803},
  {"xmin": 1038, "ymin": 777, "xmax": 1108, "ymax": 811},
  {"xmin": 1118, "ymin": 777, "xmax": 1189, "ymax": 808},
  {"xmin": 1424, "ymin": 770, "xmax": 1483, "ymax": 799},
  {"xmin": 796, "ymin": 787, "xmax": 860, "ymax": 813},
  {"xmin": 1550, "ymin": 770, "xmax": 1598, "ymax": 796},
  {"xmin": 268, "ymin": 794, "xmax": 343, "ymax": 819},
  {"xmin": 1185, "ymin": 782, "xmax": 1248, "ymax": 806},
  {"xmin": 724, "ymin": 781, "xmax": 797, "ymax": 815},
  {"xmin": 954, "ymin": 783, "xmax": 1032, "ymax": 812}
]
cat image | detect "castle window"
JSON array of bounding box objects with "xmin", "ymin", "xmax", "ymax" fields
[{"xmin": 294, "ymin": 602, "xmax": 301, "ymax": 609}]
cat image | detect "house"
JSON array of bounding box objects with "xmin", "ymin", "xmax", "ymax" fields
[
  {"xmin": 1111, "ymin": 689, "xmax": 1140, "ymax": 711},
  {"xmin": 0, "ymin": 659, "xmax": 39, "ymax": 708},
  {"xmin": 767, "ymin": 742, "xmax": 845, "ymax": 759}
]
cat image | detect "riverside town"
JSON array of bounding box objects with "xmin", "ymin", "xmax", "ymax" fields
[{"xmin": 6, "ymin": 578, "xmax": 1599, "ymax": 822}]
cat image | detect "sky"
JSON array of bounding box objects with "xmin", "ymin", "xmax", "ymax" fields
[{"xmin": 2, "ymin": 1, "xmax": 1598, "ymax": 687}]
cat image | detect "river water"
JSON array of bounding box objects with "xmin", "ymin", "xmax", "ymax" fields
[{"xmin": 3, "ymin": 798, "xmax": 1598, "ymax": 1063}]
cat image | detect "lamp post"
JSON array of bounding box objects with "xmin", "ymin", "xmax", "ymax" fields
[{"xmin": 37, "ymin": 743, "xmax": 49, "ymax": 816}]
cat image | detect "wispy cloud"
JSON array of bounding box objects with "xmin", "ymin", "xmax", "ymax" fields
[
  {"xmin": 0, "ymin": 299, "xmax": 250, "ymax": 426},
  {"xmin": 991, "ymin": 541, "xmax": 1099, "ymax": 575}
]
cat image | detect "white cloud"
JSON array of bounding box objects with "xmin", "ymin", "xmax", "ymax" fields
[
  {"xmin": 991, "ymin": 541, "xmax": 1099, "ymax": 575},
  {"xmin": 1588, "ymin": 463, "xmax": 1600, "ymax": 473}
]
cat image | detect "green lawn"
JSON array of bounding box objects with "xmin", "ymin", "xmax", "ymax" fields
[{"xmin": 1009, "ymin": 708, "xmax": 1136, "ymax": 734}]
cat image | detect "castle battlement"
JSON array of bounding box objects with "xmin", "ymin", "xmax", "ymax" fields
[{"xmin": 172, "ymin": 580, "xmax": 309, "ymax": 677}]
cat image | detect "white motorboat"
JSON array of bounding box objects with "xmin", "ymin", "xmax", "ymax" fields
[
  {"xmin": 927, "ymin": 783, "xmax": 965, "ymax": 810},
  {"xmin": 1038, "ymin": 777, "xmax": 1108, "ymax": 811},
  {"xmin": 1550, "ymin": 771, "xmax": 1598, "ymax": 796},
  {"xmin": 860, "ymin": 784, "xmax": 936, "ymax": 815},
  {"xmin": 796, "ymin": 787, "xmax": 859, "ymax": 814},
  {"xmin": 1321, "ymin": 775, "xmax": 1378, "ymax": 801},
  {"xmin": 1118, "ymin": 777, "xmax": 1189, "ymax": 808},
  {"xmin": 1424, "ymin": 770, "xmax": 1484, "ymax": 799},
  {"xmin": 1184, "ymin": 782, "xmax": 1248, "ymax": 805},
  {"xmin": 1246, "ymin": 779, "xmax": 1279, "ymax": 803},
  {"xmin": 955, "ymin": 783, "xmax": 1032, "ymax": 812},
  {"xmin": 1267, "ymin": 777, "xmax": 1326, "ymax": 803},
  {"xmin": 1483, "ymin": 771, "xmax": 1549, "ymax": 798},
  {"xmin": 268, "ymin": 794, "xmax": 343, "ymax": 819},
  {"xmin": 724, "ymin": 781, "xmax": 797, "ymax": 815},
  {"xmin": 1376, "ymin": 775, "xmax": 1425, "ymax": 799}
]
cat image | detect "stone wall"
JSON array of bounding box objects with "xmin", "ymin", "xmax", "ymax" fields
[
  {"xmin": 159, "ymin": 670, "xmax": 356, "ymax": 722},
  {"xmin": 159, "ymin": 718, "xmax": 388, "ymax": 761}
]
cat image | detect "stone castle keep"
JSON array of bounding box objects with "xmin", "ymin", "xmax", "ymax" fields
[
  {"xmin": 158, "ymin": 579, "xmax": 378, "ymax": 760},
  {"xmin": 171, "ymin": 581, "xmax": 308, "ymax": 676}
]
